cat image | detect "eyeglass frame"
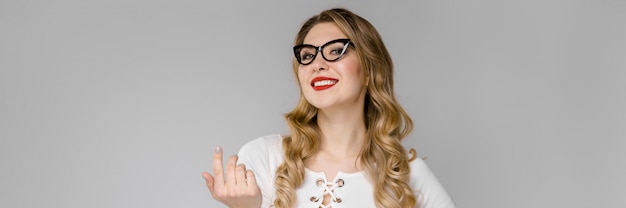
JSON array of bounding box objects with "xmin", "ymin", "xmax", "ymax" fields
[{"xmin": 293, "ymin": 38, "xmax": 352, "ymax": 65}]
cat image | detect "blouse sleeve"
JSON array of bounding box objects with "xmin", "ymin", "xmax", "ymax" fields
[
  {"xmin": 409, "ymin": 158, "xmax": 457, "ymax": 208},
  {"xmin": 236, "ymin": 135, "xmax": 282, "ymax": 208}
]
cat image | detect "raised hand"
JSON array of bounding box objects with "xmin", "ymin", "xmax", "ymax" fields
[{"xmin": 202, "ymin": 147, "xmax": 262, "ymax": 208}]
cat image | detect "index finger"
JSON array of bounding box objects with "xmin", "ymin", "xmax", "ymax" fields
[{"xmin": 212, "ymin": 146, "xmax": 225, "ymax": 189}]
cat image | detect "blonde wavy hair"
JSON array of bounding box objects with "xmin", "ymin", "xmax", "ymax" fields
[{"xmin": 274, "ymin": 8, "xmax": 418, "ymax": 208}]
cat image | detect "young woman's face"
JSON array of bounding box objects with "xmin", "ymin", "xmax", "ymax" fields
[{"xmin": 298, "ymin": 22, "xmax": 367, "ymax": 111}]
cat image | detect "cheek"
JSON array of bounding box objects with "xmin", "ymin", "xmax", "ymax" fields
[
  {"xmin": 340, "ymin": 60, "xmax": 365, "ymax": 83},
  {"xmin": 297, "ymin": 68, "xmax": 309, "ymax": 89}
]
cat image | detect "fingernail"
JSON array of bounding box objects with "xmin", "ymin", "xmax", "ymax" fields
[{"xmin": 215, "ymin": 146, "xmax": 222, "ymax": 153}]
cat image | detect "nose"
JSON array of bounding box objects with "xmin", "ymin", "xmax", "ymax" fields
[{"xmin": 310, "ymin": 52, "xmax": 328, "ymax": 72}]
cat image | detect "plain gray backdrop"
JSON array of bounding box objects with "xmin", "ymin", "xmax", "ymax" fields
[{"xmin": 1, "ymin": 0, "xmax": 625, "ymax": 207}]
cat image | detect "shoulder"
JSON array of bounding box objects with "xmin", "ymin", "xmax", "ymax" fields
[
  {"xmin": 408, "ymin": 158, "xmax": 433, "ymax": 180},
  {"xmin": 237, "ymin": 134, "xmax": 285, "ymax": 170},
  {"xmin": 409, "ymin": 158, "xmax": 457, "ymax": 208},
  {"xmin": 239, "ymin": 134, "xmax": 284, "ymax": 154}
]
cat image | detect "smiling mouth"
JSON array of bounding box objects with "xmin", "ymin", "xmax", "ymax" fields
[
  {"xmin": 310, "ymin": 77, "xmax": 339, "ymax": 91},
  {"xmin": 313, "ymin": 80, "xmax": 338, "ymax": 87}
]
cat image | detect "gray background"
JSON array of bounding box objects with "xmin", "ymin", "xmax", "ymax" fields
[{"xmin": 1, "ymin": 0, "xmax": 624, "ymax": 207}]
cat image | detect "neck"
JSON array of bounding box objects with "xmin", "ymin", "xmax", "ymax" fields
[{"xmin": 316, "ymin": 106, "xmax": 367, "ymax": 158}]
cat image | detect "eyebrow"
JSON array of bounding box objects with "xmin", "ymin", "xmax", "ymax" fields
[{"xmin": 302, "ymin": 37, "xmax": 350, "ymax": 46}]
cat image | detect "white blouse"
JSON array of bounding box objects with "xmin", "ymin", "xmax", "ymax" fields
[{"xmin": 237, "ymin": 134, "xmax": 456, "ymax": 208}]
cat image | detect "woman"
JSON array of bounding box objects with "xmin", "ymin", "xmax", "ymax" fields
[{"xmin": 203, "ymin": 8, "xmax": 456, "ymax": 208}]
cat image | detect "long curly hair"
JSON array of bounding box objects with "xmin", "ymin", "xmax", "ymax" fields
[{"xmin": 274, "ymin": 8, "xmax": 418, "ymax": 208}]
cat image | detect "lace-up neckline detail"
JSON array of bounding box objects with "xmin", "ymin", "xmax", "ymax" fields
[
  {"xmin": 303, "ymin": 168, "xmax": 363, "ymax": 208},
  {"xmin": 309, "ymin": 177, "xmax": 345, "ymax": 208}
]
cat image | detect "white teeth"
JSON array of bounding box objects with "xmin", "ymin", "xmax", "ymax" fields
[{"xmin": 313, "ymin": 80, "xmax": 337, "ymax": 87}]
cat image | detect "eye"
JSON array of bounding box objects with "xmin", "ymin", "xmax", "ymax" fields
[
  {"xmin": 301, "ymin": 53, "xmax": 315, "ymax": 61},
  {"xmin": 329, "ymin": 48, "xmax": 344, "ymax": 55},
  {"xmin": 298, "ymin": 46, "xmax": 317, "ymax": 62}
]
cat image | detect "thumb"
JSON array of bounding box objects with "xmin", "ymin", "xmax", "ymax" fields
[{"xmin": 202, "ymin": 172, "xmax": 216, "ymax": 193}]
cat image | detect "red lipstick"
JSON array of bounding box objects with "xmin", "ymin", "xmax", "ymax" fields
[{"xmin": 310, "ymin": 76, "xmax": 339, "ymax": 91}]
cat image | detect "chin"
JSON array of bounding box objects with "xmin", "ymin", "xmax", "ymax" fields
[
  {"xmin": 308, "ymin": 102, "xmax": 331, "ymax": 110},
  {"xmin": 304, "ymin": 98, "xmax": 333, "ymax": 110}
]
